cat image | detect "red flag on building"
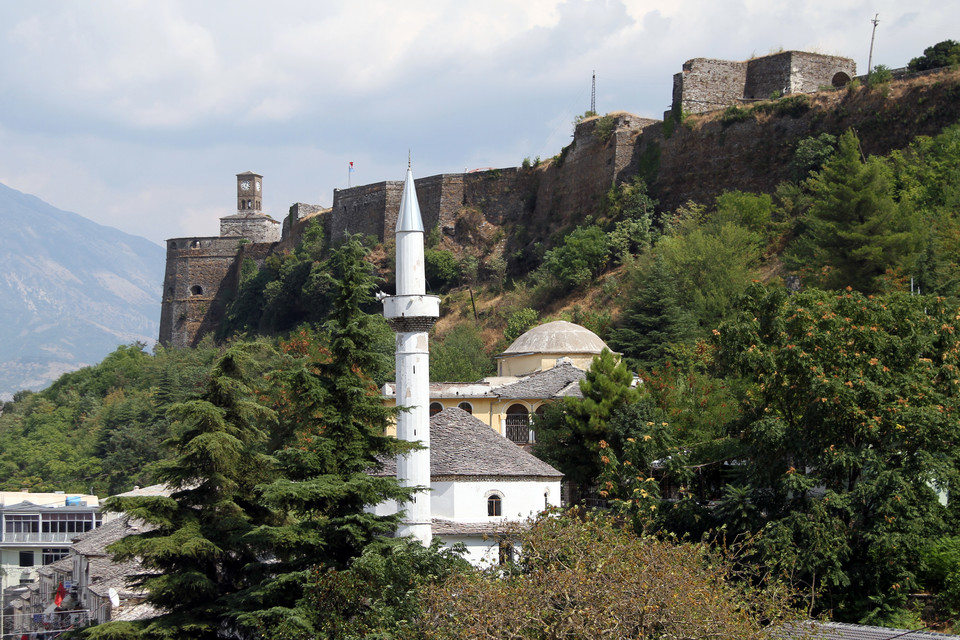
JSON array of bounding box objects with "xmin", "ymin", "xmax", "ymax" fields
[{"xmin": 55, "ymin": 581, "xmax": 66, "ymax": 607}]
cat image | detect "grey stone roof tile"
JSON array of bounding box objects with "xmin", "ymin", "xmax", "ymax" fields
[
  {"xmin": 493, "ymin": 361, "xmax": 585, "ymax": 399},
  {"xmin": 73, "ymin": 517, "xmax": 154, "ymax": 556},
  {"xmin": 377, "ymin": 408, "xmax": 562, "ymax": 478}
]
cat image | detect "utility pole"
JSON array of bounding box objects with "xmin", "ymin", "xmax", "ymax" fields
[
  {"xmin": 590, "ymin": 70, "xmax": 596, "ymax": 114},
  {"xmin": 867, "ymin": 13, "xmax": 880, "ymax": 75}
]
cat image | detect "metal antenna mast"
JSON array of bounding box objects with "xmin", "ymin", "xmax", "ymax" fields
[
  {"xmin": 591, "ymin": 70, "xmax": 596, "ymax": 114},
  {"xmin": 867, "ymin": 13, "xmax": 880, "ymax": 74}
]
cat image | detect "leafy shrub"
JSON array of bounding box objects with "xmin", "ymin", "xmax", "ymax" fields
[
  {"xmin": 424, "ymin": 249, "xmax": 460, "ymax": 291},
  {"xmin": 908, "ymin": 39, "xmax": 960, "ymax": 72},
  {"xmin": 720, "ymin": 105, "xmax": 752, "ymax": 127},
  {"xmin": 539, "ymin": 225, "xmax": 610, "ymax": 288},
  {"xmin": 504, "ymin": 308, "xmax": 539, "ymax": 344},
  {"xmin": 791, "ymin": 133, "xmax": 837, "ymax": 180},
  {"xmin": 594, "ymin": 115, "xmax": 615, "ymax": 142},
  {"xmin": 867, "ymin": 64, "xmax": 893, "ymax": 88}
]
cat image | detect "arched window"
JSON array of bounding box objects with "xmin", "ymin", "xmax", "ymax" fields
[
  {"xmin": 190, "ymin": 285, "xmax": 203, "ymax": 296},
  {"xmin": 487, "ymin": 494, "xmax": 502, "ymax": 517},
  {"xmin": 457, "ymin": 401, "xmax": 473, "ymax": 414},
  {"xmin": 505, "ymin": 404, "xmax": 530, "ymax": 444},
  {"xmin": 429, "ymin": 402, "xmax": 443, "ymax": 416},
  {"xmin": 190, "ymin": 240, "xmax": 201, "ymax": 248}
]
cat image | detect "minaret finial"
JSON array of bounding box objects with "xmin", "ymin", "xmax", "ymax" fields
[{"xmin": 408, "ymin": 149, "xmax": 411, "ymax": 169}]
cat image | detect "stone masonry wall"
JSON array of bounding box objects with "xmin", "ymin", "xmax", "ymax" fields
[
  {"xmin": 675, "ymin": 51, "xmax": 856, "ymax": 115},
  {"xmin": 219, "ymin": 213, "xmax": 282, "ymax": 243},
  {"xmin": 674, "ymin": 59, "xmax": 747, "ymax": 114},
  {"xmin": 159, "ymin": 236, "xmax": 243, "ymax": 348},
  {"xmin": 330, "ymin": 181, "xmax": 403, "ymax": 241}
]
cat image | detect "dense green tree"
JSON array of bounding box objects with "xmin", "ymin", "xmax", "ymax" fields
[
  {"xmin": 533, "ymin": 348, "xmax": 639, "ymax": 498},
  {"xmin": 87, "ymin": 344, "xmax": 278, "ymax": 639},
  {"xmin": 230, "ymin": 236, "xmax": 418, "ymax": 637},
  {"xmin": 658, "ymin": 217, "xmax": 762, "ymax": 332},
  {"xmin": 608, "ymin": 253, "xmax": 695, "ymax": 370},
  {"xmin": 416, "ymin": 510, "xmax": 800, "ymax": 639},
  {"xmin": 908, "ymin": 39, "xmax": 960, "ymax": 71},
  {"xmin": 786, "ymin": 130, "xmax": 921, "ymax": 293},
  {"xmin": 715, "ymin": 283, "xmax": 960, "ymax": 621},
  {"xmin": 537, "ymin": 224, "xmax": 610, "ymax": 289},
  {"xmin": 430, "ymin": 323, "xmax": 494, "ymax": 382}
]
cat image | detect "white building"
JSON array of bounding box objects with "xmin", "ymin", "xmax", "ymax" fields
[{"xmin": 373, "ymin": 407, "xmax": 563, "ymax": 565}]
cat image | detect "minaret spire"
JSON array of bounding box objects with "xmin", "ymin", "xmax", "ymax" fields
[{"xmin": 382, "ymin": 158, "xmax": 439, "ymax": 546}]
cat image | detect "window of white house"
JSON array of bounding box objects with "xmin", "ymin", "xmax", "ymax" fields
[
  {"xmin": 42, "ymin": 548, "xmax": 69, "ymax": 565},
  {"xmin": 19, "ymin": 551, "xmax": 34, "ymax": 567},
  {"xmin": 457, "ymin": 402, "xmax": 473, "ymax": 414},
  {"xmin": 429, "ymin": 402, "xmax": 443, "ymax": 416},
  {"xmin": 487, "ymin": 494, "xmax": 502, "ymax": 517}
]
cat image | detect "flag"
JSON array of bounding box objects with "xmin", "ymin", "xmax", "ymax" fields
[
  {"xmin": 349, "ymin": 161, "xmax": 354, "ymax": 172},
  {"xmin": 55, "ymin": 582, "xmax": 66, "ymax": 607}
]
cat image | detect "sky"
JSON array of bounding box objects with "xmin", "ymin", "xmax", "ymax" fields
[{"xmin": 0, "ymin": 0, "xmax": 956, "ymax": 246}]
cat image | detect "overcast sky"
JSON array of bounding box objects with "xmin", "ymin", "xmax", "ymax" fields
[{"xmin": 0, "ymin": 0, "xmax": 956, "ymax": 246}]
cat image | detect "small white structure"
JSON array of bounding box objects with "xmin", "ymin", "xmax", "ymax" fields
[{"xmin": 373, "ymin": 407, "xmax": 563, "ymax": 565}]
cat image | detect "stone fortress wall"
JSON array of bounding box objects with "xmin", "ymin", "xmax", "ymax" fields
[
  {"xmin": 673, "ymin": 51, "xmax": 855, "ymax": 115},
  {"xmin": 159, "ymin": 49, "xmax": 864, "ymax": 348}
]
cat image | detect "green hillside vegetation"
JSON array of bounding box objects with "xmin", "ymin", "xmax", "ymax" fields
[{"xmin": 3, "ymin": 46, "xmax": 960, "ymax": 634}]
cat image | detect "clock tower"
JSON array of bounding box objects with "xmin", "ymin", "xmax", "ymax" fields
[{"xmin": 236, "ymin": 171, "xmax": 262, "ymax": 212}]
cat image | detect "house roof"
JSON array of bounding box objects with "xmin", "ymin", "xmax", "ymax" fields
[
  {"xmin": 72, "ymin": 517, "xmax": 154, "ymax": 556},
  {"xmin": 494, "ymin": 361, "xmax": 585, "ymax": 399},
  {"xmin": 432, "ymin": 519, "xmax": 515, "ymax": 537},
  {"xmin": 499, "ymin": 321, "xmax": 608, "ymax": 356},
  {"xmin": 377, "ymin": 407, "xmax": 562, "ymax": 479}
]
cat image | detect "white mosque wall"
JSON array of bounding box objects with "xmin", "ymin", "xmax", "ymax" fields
[{"xmin": 431, "ymin": 479, "xmax": 561, "ymax": 521}]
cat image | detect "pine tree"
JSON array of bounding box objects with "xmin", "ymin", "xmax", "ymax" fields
[
  {"xmin": 533, "ymin": 348, "xmax": 639, "ymax": 499},
  {"xmin": 608, "ymin": 254, "xmax": 694, "ymax": 370},
  {"xmin": 233, "ymin": 236, "xmax": 417, "ymax": 637},
  {"xmin": 786, "ymin": 129, "xmax": 920, "ymax": 293},
  {"xmin": 87, "ymin": 344, "xmax": 278, "ymax": 640}
]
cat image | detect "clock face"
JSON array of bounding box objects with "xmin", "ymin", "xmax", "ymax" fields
[
  {"xmin": 255, "ymin": 181, "xmax": 261, "ymax": 192},
  {"xmin": 240, "ymin": 181, "xmax": 251, "ymax": 191}
]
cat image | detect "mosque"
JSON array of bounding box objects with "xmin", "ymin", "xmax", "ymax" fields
[{"xmin": 375, "ymin": 162, "xmax": 613, "ymax": 564}]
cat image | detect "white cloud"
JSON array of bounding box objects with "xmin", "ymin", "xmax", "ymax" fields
[{"xmin": 0, "ymin": 0, "xmax": 957, "ymax": 245}]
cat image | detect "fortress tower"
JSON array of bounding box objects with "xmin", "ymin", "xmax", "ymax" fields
[{"xmin": 158, "ymin": 173, "xmax": 281, "ymax": 348}]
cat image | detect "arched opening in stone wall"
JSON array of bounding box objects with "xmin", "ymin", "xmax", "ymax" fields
[
  {"xmin": 190, "ymin": 285, "xmax": 204, "ymax": 296},
  {"xmin": 831, "ymin": 72, "xmax": 851, "ymax": 88},
  {"xmin": 190, "ymin": 240, "xmax": 201, "ymax": 248}
]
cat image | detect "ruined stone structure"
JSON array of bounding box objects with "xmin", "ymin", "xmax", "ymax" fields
[{"xmin": 672, "ymin": 51, "xmax": 856, "ymax": 115}]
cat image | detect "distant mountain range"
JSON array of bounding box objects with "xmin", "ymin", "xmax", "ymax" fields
[{"xmin": 0, "ymin": 182, "xmax": 164, "ymax": 399}]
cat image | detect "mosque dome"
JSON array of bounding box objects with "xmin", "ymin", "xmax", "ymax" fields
[{"xmin": 502, "ymin": 320, "xmax": 608, "ymax": 356}]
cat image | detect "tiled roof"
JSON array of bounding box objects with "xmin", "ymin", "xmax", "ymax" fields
[
  {"xmin": 431, "ymin": 519, "xmax": 514, "ymax": 536},
  {"xmin": 493, "ymin": 361, "xmax": 585, "ymax": 399},
  {"xmin": 111, "ymin": 484, "xmax": 171, "ymax": 498},
  {"xmin": 111, "ymin": 601, "xmax": 162, "ymax": 622},
  {"xmin": 73, "ymin": 517, "xmax": 154, "ymax": 556},
  {"xmin": 778, "ymin": 621, "xmax": 959, "ymax": 639},
  {"xmin": 378, "ymin": 408, "xmax": 562, "ymax": 479},
  {"xmin": 37, "ymin": 556, "xmax": 73, "ymax": 577}
]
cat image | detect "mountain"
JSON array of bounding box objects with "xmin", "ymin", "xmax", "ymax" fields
[{"xmin": 0, "ymin": 182, "xmax": 164, "ymax": 398}]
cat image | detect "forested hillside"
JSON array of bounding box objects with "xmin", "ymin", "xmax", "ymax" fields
[{"xmin": 4, "ymin": 45, "xmax": 960, "ymax": 635}]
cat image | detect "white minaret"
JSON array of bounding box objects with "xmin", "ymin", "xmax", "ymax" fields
[{"xmin": 382, "ymin": 160, "xmax": 440, "ymax": 545}]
